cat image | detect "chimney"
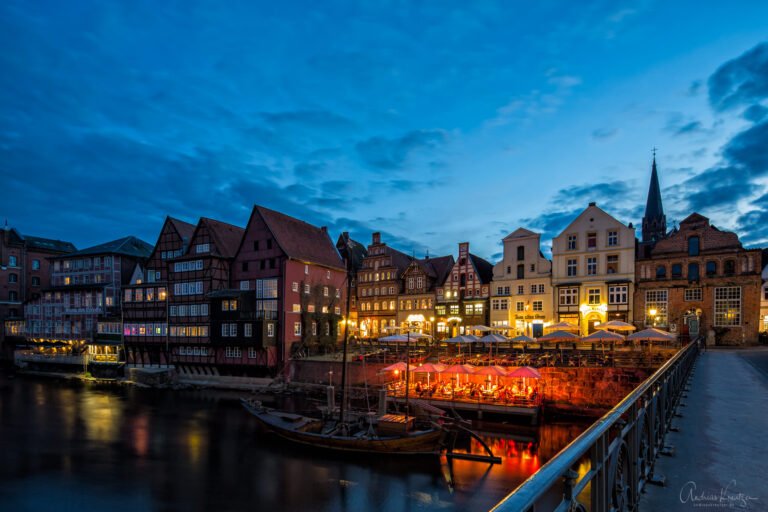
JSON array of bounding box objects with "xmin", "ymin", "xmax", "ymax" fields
[
  {"xmin": 588, "ymin": 202, "xmax": 596, "ymax": 207},
  {"xmin": 372, "ymin": 232, "xmax": 381, "ymax": 244},
  {"xmin": 321, "ymin": 226, "xmax": 328, "ymax": 235}
]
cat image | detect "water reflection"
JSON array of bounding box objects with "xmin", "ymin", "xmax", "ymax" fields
[{"xmin": 0, "ymin": 372, "xmax": 590, "ymax": 512}]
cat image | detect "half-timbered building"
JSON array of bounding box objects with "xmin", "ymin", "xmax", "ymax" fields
[
  {"xmin": 356, "ymin": 232, "xmax": 413, "ymax": 339},
  {"xmin": 435, "ymin": 242, "xmax": 493, "ymax": 337},
  {"xmin": 122, "ymin": 216, "xmax": 195, "ymax": 367},
  {"xmin": 167, "ymin": 218, "xmax": 244, "ymax": 375},
  {"xmin": 397, "ymin": 255, "xmax": 454, "ymax": 336}
]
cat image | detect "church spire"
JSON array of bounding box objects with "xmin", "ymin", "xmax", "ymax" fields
[{"xmin": 642, "ymin": 151, "xmax": 667, "ymax": 243}]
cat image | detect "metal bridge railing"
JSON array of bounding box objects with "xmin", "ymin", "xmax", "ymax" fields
[{"xmin": 492, "ymin": 339, "xmax": 700, "ymax": 512}]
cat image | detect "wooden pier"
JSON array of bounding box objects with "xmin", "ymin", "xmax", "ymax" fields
[{"xmin": 388, "ymin": 395, "xmax": 541, "ymax": 424}]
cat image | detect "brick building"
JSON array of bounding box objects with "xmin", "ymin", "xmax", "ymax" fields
[
  {"xmin": 230, "ymin": 205, "xmax": 346, "ymax": 371},
  {"xmin": 1, "ymin": 224, "xmax": 76, "ymax": 358},
  {"xmin": 634, "ymin": 213, "xmax": 762, "ymax": 345},
  {"xmin": 356, "ymin": 232, "xmax": 413, "ymax": 339},
  {"xmin": 435, "ymin": 242, "xmax": 493, "ymax": 337},
  {"xmin": 21, "ymin": 236, "xmax": 152, "ymax": 361}
]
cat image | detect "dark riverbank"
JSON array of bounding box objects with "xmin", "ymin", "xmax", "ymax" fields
[{"xmin": 0, "ymin": 370, "xmax": 591, "ymax": 512}]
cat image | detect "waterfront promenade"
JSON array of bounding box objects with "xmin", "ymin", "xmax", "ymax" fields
[{"xmin": 640, "ymin": 347, "xmax": 768, "ymax": 511}]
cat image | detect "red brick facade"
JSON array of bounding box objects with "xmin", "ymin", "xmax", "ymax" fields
[{"xmin": 635, "ymin": 213, "xmax": 761, "ymax": 345}]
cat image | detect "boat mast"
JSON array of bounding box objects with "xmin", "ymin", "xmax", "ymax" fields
[
  {"xmin": 338, "ymin": 246, "xmax": 353, "ymax": 427},
  {"xmin": 404, "ymin": 330, "xmax": 410, "ymax": 432}
]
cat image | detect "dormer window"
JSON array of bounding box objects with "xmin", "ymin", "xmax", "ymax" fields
[
  {"xmin": 195, "ymin": 243, "xmax": 210, "ymax": 254},
  {"xmin": 688, "ymin": 236, "xmax": 700, "ymax": 256}
]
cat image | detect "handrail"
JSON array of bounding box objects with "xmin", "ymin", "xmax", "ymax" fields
[{"xmin": 492, "ymin": 339, "xmax": 699, "ymax": 512}]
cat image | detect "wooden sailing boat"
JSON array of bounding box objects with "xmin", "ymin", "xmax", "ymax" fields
[{"xmin": 242, "ymin": 238, "xmax": 445, "ymax": 455}]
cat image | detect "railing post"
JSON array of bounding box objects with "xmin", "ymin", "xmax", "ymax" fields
[
  {"xmin": 590, "ymin": 433, "xmax": 607, "ymax": 511},
  {"xmin": 628, "ymin": 401, "xmax": 640, "ymax": 508}
]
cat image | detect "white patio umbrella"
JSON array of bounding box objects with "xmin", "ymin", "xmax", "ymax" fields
[
  {"xmin": 627, "ymin": 327, "xmax": 676, "ymax": 353},
  {"xmin": 537, "ymin": 330, "xmax": 580, "ymax": 342},
  {"xmin": 545, "ymin": 322, "xmax": 579, "ymax": 332},
  {"xmin": 596, "ymin": 320, "xmax": 637, "ymax": 332},
  {"xmin": 582, "ymin": 329, "xmax": 626, "ymax": 354},
  {"xmin": 479, "ymin": 333, "xmax": 508, "ymax": 361}
]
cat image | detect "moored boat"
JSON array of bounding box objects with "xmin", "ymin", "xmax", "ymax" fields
[{"xmin": 241, "ymin": 398, "xmax": 444, "ymax": 455}]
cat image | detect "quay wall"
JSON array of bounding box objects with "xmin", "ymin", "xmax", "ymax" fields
[{"xmin": 288, "ymin": 360, "xmax": 653, "ymax": 410}]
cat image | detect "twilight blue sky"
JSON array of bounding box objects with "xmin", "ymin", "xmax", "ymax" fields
[{"xmin": 2, "ymin": 1, "xmax": 768, "ymax": 261}]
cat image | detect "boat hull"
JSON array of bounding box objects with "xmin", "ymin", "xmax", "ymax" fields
[{"xmin": 242, "ymin": 399, "xmax": 444, "ymax": 456}]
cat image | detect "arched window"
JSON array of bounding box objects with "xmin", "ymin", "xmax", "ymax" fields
[
  {"xmin": 688, "ymin": 236, "xmax": 700, "ymax": 256},
  {"xmin": 706, "ymin": 261, "xmax": 717, "ymax": 276},
  {"xmin": 724, "ymin": 260, "xmax": 736, "ymax": 275},
  {"xmin": 656, "ymin": 265, "xmax": 666, "ymax": 278},
  {"xmin": 671, "ymin": 264, "xmax": 682, "ymax": 278}
]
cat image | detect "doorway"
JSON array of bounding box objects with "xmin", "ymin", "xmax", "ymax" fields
[{"xmin": 586, "ymin": 314, "xmax": 602, "ymax": 334}]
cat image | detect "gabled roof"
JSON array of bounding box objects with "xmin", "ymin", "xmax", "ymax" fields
[
  {"xmin": 680, "ymin": 212, "xmax": 709, "ymax": 226},
  {"xmin": 63, "ymin": 236, "xmax": 152, "ymax": 259},
  {"xmin": 556, "ymin": 203, "xmax": 628, "ymax": 237},
  {"xmin": 168, "ymin": 216, "xmax": 196, "ymax": 243},
  {"xmin": 503, "ymin": 227, "xmax": 537, "ymax": 241},
  {"xmin": 470, "ymin": 253, "xmax": 494, "ymax": 283},
  {"xmin": 255, "ymin": 206, "xmax": 344, "ymax": 270},
  {"xmin": 201, "ymin": 218, "xmax": 245, "ymax": 258},
  {"xmin": 384, "ymin": 245, "xmax": 414, "ymax": 277},
  {"xmin": 426, "ymin": 255, "xmax": 455, "ymax": 284},
  {"xmin": 336, "ymin": 232, "xmax": 368, "ymax": 273}
]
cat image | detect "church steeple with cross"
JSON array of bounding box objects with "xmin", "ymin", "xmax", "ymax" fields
[{"xmin": 641, "ymin": 149, "xmax": 667, "ymax": 243}]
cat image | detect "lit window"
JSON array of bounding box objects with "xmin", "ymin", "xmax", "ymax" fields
[
  {"xmin": 714, "ymin": 287, "xmax": 741, "ymax": 326},
  {"xmin": 685, "ymin": 288, "xmax": 702, "ymax": 301},
  {"xmin": 587, "ymin": 288, "xmax": 601, "ymax": 305}
]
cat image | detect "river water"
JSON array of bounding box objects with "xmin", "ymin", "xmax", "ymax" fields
[{"xmin": 0, "ymin": 372, "xmax": 589, "ymax": 512}]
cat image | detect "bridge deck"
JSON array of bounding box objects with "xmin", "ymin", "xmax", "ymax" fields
[{"xmin": 639, "ymin": 347, "xmax": 768, "ymax": 511}]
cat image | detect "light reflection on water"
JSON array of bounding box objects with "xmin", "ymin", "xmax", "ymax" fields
[{"xmin": 0, "ymin": 373, "xmax": 590, "ymax": 512}]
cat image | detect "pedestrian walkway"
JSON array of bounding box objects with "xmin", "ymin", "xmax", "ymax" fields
[{"xmin": 640, "ymin": 348, "xmax": 768, "ymax": 511}]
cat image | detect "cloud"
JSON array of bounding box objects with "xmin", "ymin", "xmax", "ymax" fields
[
  {"xmin": 591, "ymin": 127, "xmax": 618, "ymax": 140},
  {"xmin": 743, "ymin": 104, "xmax": 768, "ymax": 122},
  {"xmin": 687, "ymin": 80, "xmax": 703, "ymax": 97},
  {"xmin": 708, "ymin": 42, "xmax": 768, "ymax": 111},
  {"xmin": 685, "ymin": 167, "xmax": 760, "ymax": 211},
  {"xmin": 665, "ymin": 113, "xmax": 706, "ymax": 136},
  {"xmin": 722, "ymin": 120, "xmax": 768, "ymax": 175},
  {"xmin": 552, "ymin": 180, "xmax": 634, "ymax": 205},
  {"xmin": 355, "ymin": 129, "xmax": 447, "ymax": 169},
  {"xmin": 488, "ymin": 71, "xmax": 581, "ymax": 127}
]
